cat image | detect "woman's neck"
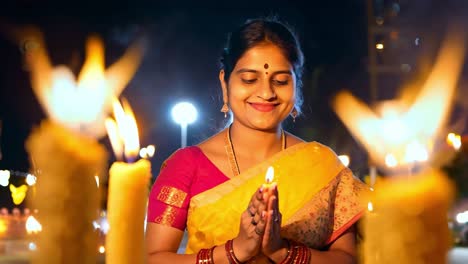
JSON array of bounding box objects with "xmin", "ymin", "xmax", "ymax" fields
[{"xmin": 229, "ymin": 122, "xmax": 284, "ymax": 160}]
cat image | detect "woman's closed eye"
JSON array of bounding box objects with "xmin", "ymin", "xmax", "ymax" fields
[
  {"xmin": 242, "ymin": 78, "xmax": 257, "ymax": 84},
  {"xmin": 271, "ymin": 79, "xmax": 289, "ymax": 86}
]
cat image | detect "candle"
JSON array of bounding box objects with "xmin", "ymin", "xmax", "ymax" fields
[
  {"xmin": 262, "ymin": 166, "xmax": 275, "ymax": 191},
  {"xmin": 105, "ymin": 99, "xmax": 152, "ymax": 264},
  {"xmin": 362, "ymin": 170, "xmax": 454, "ymax": 264},
  {"xmin": 26, "ymin": 121, "xmax": 107, "ymax": 264},
  {"xmin": 20, "ymin": 29, "xmax": 144, "ymax": 263},
  {"xmin": 331, "ymin": 28, "xmax": 465, "ymax": 264}
]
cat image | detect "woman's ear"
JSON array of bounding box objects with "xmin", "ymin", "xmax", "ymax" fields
[{"xmin": 219, "ymin": 70, "xmax": 228, "ymax": 103}]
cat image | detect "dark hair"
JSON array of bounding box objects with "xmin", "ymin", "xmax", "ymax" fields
[{"xmin": 220, "ymin": 17, "xmax": 305, "ymax": 112}]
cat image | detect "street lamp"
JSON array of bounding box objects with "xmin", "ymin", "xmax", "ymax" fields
[{"xmin": 171, "ymin": 102, "xmax": 198, "ymax": 148}]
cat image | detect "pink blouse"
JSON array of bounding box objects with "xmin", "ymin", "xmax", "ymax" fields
[{"xmin": 147, "ymin": 146, "xmax": 229, "ymax": 230}]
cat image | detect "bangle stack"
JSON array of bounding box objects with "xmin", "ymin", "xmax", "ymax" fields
[
  {"xmin": 225, "ymin": 239, "xmax": 244, "ymax": 264},
  {"xmin": 196, "ymin": 246, "xmax": 215, "ymax": 264},
  {"xmin": 279, "ymin": 240, "xmax": 311, "ymax": 264}
]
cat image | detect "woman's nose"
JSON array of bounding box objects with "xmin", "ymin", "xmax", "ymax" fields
[{"xmin": 257, "ymin": 82, "xmax": 276, "ymax": 100}]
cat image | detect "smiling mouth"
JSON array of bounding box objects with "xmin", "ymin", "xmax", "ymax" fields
[{"xmin": 249, "ymin": 103, "xmax": 279, "ymax": 112}]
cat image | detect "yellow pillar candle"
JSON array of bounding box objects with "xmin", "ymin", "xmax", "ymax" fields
[
  {"xmin": 362, "ymin": 170, "xmax": 454, "ymax": 264},
  {"xmin": 106, "ymin": 159, "xmax": 151, "ymax": 264},
  {"xmin": 105, "ymin": 98, "xmax": 152, "ymax": 264},
  {"xmin": 26, "ymin": 120, "xmax": 107, "ymax": 264}
]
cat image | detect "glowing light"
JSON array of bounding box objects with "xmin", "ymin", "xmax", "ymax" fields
[
  {"xmin": 447, "ymin": 133, "xmax": 462, "ymax": 151},
  {"xmin": 376, "ymin": 43, "xmax": 384, "ymax": 50},
  {"xmin": 25, "ymin": 173, "xmax": 37, "ymax": 186},
  {"xmin": 139, "ymin": 144, "xmax": 156, "ymax": 159},
  {"xmin": 19, "ymin": 29, "xmax": 145, "ymax": 138},
  {"xmin": 29, "ymin": 242, "xmax": 37, "ymax": 251},
  {"xmin": 332, "ymin": 28, "xmax": 466, "ymax": 170},
  {"xmin": 26, "ymin": 215, "xmax": 42, "ymax": 234},
  {"xmin": 338, "ymin": 155, "xmax": 350, "ymax": 167},
  {"xmin": 265, "ymin": 166, "xmax": 274, "ymax": 183},
  {"xmin": 367, "ymin": 201, "xmax": 374, "ymax": 212},
  {"xmin": 385, "ymin": 154, "xmax": 398, "ymax": 168},
  {"xmin": 106, "ymin": 98, "xmax": 140, "ymax": 161},
  {"xmin": 0, "ymin": 219, "xmax": 7, "ymax": 234},
  {"xmin": 404, "ymin": 141, "xmax": 429, "ymax": 163},
  {"xmin": 95, "ymin": 175, "xmax": 100, "ymax": 188},
  {"xmin": 0, "ymin": 170, "xmax": 10, "ymax": 187},
  {"xmin": 99, "ymin": 246, "xmax": 105, "ymax": 254},
  {"xmin": 10, "ymin": 184, "xmax": 28, "ymax": 205},
  {"xmin": 456, "ymin": 211, "xmax": 468, "ymax": 224},
  {"xmin": 171, "ymin": 102, "xmax": 198, "ymax": 125}
]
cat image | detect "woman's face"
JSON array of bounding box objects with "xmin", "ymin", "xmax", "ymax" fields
[{"xmin": 220, "ymin": 43, "xmax": 296, "ymax": 131}]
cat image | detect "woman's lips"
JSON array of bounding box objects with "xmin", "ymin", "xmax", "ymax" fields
[{"xmin": 249, "ymin": 103, "xmax": 278, "ymax": 112}]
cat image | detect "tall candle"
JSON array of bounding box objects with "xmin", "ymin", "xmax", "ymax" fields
[
  {"xmin": 105, "ymin": 99, "xmax": 152, "ymax": 264},
  {"xmin": 18, "ymin": 28, "xmax": 145, "ymax": 263},
  {"xmin": 362, "ymin": 170, "xmax": 454, "ymax": 264},
  {"xmin": 26, "ymin": 121, "xmax": 107, "ymax": 264}
]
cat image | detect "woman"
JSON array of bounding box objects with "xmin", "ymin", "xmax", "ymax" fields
[{"xmin": 146, "ymin": 17, "xmax": 367, "ymax": 263}]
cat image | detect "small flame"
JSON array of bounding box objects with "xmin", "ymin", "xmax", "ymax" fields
[
  {"xmin": 95, "ymin": 175, "xmax": 100, "ymax": 188},
  {"xmin": 26, "ymin": 215, "xmax": 42, "ymax": 234},
  {"xmin": 367, "ymin": 201, "xmax": 374, "ymax": 212},
  {"xmin": 447, "ymin": 133, "xmax": 462, "ymax": 151},
  {"xmin": 265, "ymin": 166, "xmax": 274, "ymax": 183},
  {"xmin": 106, "ymin": 98, "xmax": 140, "ymax": 161}
]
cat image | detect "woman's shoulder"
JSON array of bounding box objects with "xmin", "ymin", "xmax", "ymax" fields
[{"xmin": 285, "ymin": 133, "xmax": 338, "ymax": 157}]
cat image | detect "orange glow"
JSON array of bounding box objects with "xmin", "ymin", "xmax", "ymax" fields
[
  {"xmin": 106, "ymin": 98, "xmax": 140, "ymax": 161},
  {"xmin": 12, "ymin": 27, "xmax": 145, "ymax": 138},
  {"xmin": 332, "ymin": 29, "xmax": 465, "ymax": 170}
]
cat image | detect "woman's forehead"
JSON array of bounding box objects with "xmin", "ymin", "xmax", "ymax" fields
[{"xmin": 235, "ymin": 44, "xmax": 292, "ymax": 70}]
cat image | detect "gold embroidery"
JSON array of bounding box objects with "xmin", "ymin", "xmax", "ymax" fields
[
  {"xmin": 154, "ymin": 206, "xmax": 177, "ymax": 226},
  {"xmin": 157, "ymin": 186, "xmax": 187, "ymax": 208}
]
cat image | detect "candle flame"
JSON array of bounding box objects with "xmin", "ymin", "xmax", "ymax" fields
[
  {"xmin": 7, "ymin": 26, "xmax": 146, "ymax": 138},
  {"xmin": 447, "ymin": 133, "xmax": 462, "ymax": 151},
  {"xmin": 26, "ymin": 215, "xmax": 42, "ymax": 234},
  {"xmin": 367, "ymin": 201, "xmax": 374, "ymax": 212},
  {"xmin": 265, "ymin": 166, "xmax": 274, "ymax": 183},
  {"xmin": 106, "ymin": 98, "xmax": 140, "ymax": 161},
  {"xmin": 332, "ymin": 27, "xmax": 466, "ymax": 171}
]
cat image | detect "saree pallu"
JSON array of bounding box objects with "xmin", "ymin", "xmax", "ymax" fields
[{"xmin": 186, "ymin": 142, "xmax": 368, "ymax": 255}]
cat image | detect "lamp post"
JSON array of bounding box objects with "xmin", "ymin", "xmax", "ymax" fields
[{"xmin": 171, "ymin": 102, "xmax": 198, "ymax": 148}]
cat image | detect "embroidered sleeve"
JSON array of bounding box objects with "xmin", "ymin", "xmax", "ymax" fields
[
  {"xmin": 147, "ymin": 148, "xmax": 195, "ymax": 230},
  {"xmin": 332, "ymin": 168, "xmax": 368, "ymax": 236}
]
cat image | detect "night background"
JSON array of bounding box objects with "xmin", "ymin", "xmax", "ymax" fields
[{"xmin": 0, "ymin": 0, "xmax": 468, "ymax": 209}]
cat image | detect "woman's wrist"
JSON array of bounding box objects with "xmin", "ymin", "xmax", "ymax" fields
[
  {"xmin": 267, "ymin": 239, "xmax": 289, "ymax": 263},
  {"xmin": 229, "ymin": 238, "xmax": 251, "ymax": 262}
]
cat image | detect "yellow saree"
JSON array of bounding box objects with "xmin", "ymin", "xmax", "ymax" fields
[{"xmin": 186, "ymin": 141, "xmax": 367, "ymax": 255}]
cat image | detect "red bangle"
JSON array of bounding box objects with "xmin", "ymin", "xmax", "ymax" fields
[
  {"xmin": 225, "ymin": 239, "xmax": 243, "ymax": 264},
  {"xmin": 196, "ymin": 247, "xmax": 214, "ymax": 264}
]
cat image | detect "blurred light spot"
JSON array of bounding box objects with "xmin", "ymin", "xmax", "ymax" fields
[
  {"xmin": 338, "ymin": 155, "xmax": 350, "ymax": 167},
  {"xmin": 456, "ymin": 210, "xmax": 468, "ymax": 224},
  {"xmin": 376, "ymin": 43, "xmax": 384, "ymax": 50},
  {"xmin": 26, "ymin": 173, "xmax": 37, "ymax": 186},
  {"xmin": 447, "ymin": 133, "xmax": 462, "ymax": 151},
  {"xmin": 99, "ymin": 246, "xmax": 105, "ymax": 254},
  {"xmin": 368, "ymin": 201, "xmax": 374, "ymax": 212},
  {"xmin": 385, "ymin": 154, "xmax": 398, "ymax": 168},
  {"xmin": 0, "ymin": 170, "xmax": 10, "ymax": 187}
]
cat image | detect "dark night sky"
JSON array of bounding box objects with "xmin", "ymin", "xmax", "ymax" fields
[{"xmin": 0, "ymin": 0, "xmax": 467, "ymax": 195}]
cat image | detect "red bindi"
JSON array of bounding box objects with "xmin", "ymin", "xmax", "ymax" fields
[{"xmin": 264, "ymin": 63, "xmax": 269, "ymax": 69}]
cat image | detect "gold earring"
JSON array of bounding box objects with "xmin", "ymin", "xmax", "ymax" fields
[
  {"xmin": 220, "ymin": 103, "xmax": 229, "ymax": 118},
  {"xmin": 291, "ymin": 108, "xmax": 298, "ymax": 123}
]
